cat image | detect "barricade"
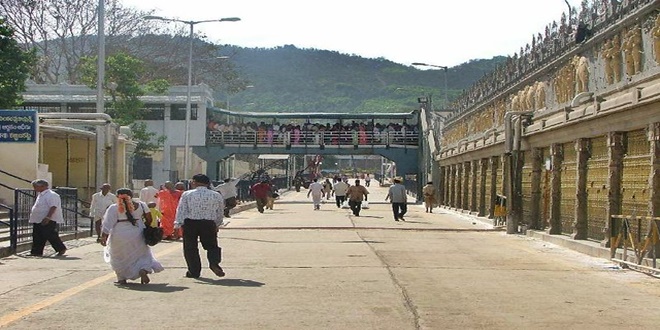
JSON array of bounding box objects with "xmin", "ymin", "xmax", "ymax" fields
[{"xmin": 609, "ymin": 214, "xmax": 660, "ymax": 272}]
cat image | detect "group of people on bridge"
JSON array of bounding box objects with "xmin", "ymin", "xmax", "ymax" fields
[{"xmin": 207, "ymin": 120, "xmax": 419, "ymax": 146}]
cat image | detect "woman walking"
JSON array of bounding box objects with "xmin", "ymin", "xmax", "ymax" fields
[{"xmin": 100, "ymin": 188, "xmax": 163, "ymax": 285}]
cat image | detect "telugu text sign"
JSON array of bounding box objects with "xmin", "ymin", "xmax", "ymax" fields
[{"xmin": 0, "ymin": 110, "xmax": 37, "ymax": 143}]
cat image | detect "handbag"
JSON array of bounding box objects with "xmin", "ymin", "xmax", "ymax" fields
[
  {"xmin": 361, "ymin": 200, "xmax": 370, "ymax": 209},
  {"xmin": 140, "ymin": 204, "xmax": 163, "ymax": 246}
]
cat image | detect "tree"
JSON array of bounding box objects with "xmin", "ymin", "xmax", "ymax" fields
[
  {"xmin": 0, "ymin": 0, "xmax": 163, "ymax": 84},
  {"xmin": 0, "ymin": 17, "xmax": 34, "ymax": 108},
  {"xmin": 79, "ymin": 51, "xmax": 167, "ymax": 157}
]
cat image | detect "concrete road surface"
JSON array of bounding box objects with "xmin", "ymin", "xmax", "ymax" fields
[{"xmin": 1, "ymin": 182, "xmax": 659, "ymax": 329}]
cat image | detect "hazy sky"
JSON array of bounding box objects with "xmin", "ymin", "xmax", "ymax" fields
[{"xmin": 122, "ymin": 0, "xmax": 583, "ymax": 68}]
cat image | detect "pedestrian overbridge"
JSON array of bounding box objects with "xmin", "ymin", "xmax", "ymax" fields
[{"xmin": 195, "ymin": 108, "xmax": 421, "ymax": 181}]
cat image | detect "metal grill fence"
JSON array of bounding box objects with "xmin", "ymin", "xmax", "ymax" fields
[
  {"xmin": 586, "ymin": 136, "xmax": 609, "ymax": 240},
  {"xmin": 560, "ymin": 142, "xmax": 577, "ymax": 235},
  {"xmin": 12, "ymin": 187, "xmax": 80, "ymax": 249}
]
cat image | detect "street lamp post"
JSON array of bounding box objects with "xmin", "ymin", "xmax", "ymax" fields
[
  {"xmin": 143, "ymin": 15, "xmax": 240, "ymax": 181},
  {"xmin": 412, "ymin": 62, "xmax": 449, "ymax": 109}
]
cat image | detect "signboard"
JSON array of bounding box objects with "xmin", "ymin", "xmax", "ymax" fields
[{"xmin": 0, "ymin": 110, "xmax": 37, "ymax": 143}]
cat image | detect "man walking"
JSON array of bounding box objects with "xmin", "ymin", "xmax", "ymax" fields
[
  {"xmin": 158, "ymin": 181, "xmax": 183, "ymax": 240},
  {"xmin": 90, "ymin": 183, "xmax": 115, "ymax": 242},
  {"xmin": 250, "ymin": 179, "xmax": 271, "ymax": 213},
  {"xmin": 422, "ymin": 181, "xmax": 436, "ymax": 213},
  {"xmin": 214, "ymin": 178, "xmax": 240, "ymax": 218},
  {"xmin": 174, "ymin": 174, "xmax": 225, "ymax": 279},
  {"xmin": 139, "ymin": 179, "xmax": 159, "ymax": 205},
  {"xmin": 333, "ymin": 178, "xmax": 349, "ymax": 208},
  {"xmin": 29, "ymin": 180, "xmax": 67, "ymax": 256},
  {"xmin": 345, "ymin": 179, "xmax": 369, "ymax": 216},
  {"xmin": 307, "ymin": 178, "xmax": 324, "ymax": 210},
  {"xmin": 385, "ymin": 177, "xmax": 407, "ymax": 221}
]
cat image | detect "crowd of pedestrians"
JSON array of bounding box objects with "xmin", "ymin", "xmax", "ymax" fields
[{"xmin": 25, "ymin": 173, "xmax": 435, "ymax": 286}]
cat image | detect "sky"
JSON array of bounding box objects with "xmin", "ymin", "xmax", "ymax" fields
[{"xmin": 122, "ymin": 0, "xmax": 583, "ymax": 68}]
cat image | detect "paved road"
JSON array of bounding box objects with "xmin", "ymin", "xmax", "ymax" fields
[{"xmin": 1, "ymin": 183, "xmax": 659, "ymax": 329}]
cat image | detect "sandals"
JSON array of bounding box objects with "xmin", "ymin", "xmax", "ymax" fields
[{"xmin": 139, "ymin": 269, "xmax": 150, "ymax": 284}]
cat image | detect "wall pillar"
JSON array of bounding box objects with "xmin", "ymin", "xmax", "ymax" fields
[
  {"xmin": 470, "ymin": 159, "xmax": 479, "ymax": 212},
  {"xmin": 648, "ymin": 123, "xmax": 660, "ymax": 255},
  {"xmin": 548, "ymin": 143, "xmax": 563, "ymax": 235},
  {"xmin": 488, "ymin": 156, "xmax": 499, "ymax": 219},
  {"xmin": 529, "ymin": 148, "xmax": 543, "ymax": 230},
  {"xmin": 449, "ymin": 164, "xmax": 456, "ymax": 207},
  {"xmin": 604, "ymin": 132, "xmax": 625, "ymax": 246},
  {"xmin": 438, "ymin": 165, "xmax": 446, "ymax": 206},
  {"xmin": 456, "ymin": 163, "xmax": 463, "ymax": 209},
  {"xmin": 462, "ymin": 161, "xmax": 471, "ymax": 211},
  {"xmin": 573, "ymin": 138, "xmax": 590, "ymax": 240},
  {"xmin": 478, "ymin": 158, "xmax": 488, "ymax": 216}
]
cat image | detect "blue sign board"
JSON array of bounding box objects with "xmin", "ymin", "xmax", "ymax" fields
[{"xmin": 0, "ymin": 110, "xmax": 37, "ymax": 143}]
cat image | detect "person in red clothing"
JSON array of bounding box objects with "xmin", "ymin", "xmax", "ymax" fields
[
  {"xmin": 158, "ymin": 181, "xmax": 183, "ymax": 239},
  {"xmin": 250, "ymin": 179, "xmax": 271, "ymax": 213}
]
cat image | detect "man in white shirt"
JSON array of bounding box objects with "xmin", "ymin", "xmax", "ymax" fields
[
  {"xmin": 28, "ymin": 179, "xmax": 67, "ymax": 256},
  {"xmin": 333, "ymin": 178, "xmax": 349, "ymax": 208},
  {"xmin": 175, "ymin": 174, "xmax": 225, "ymax": 279},
  {"xmin": 139, "ymin": 179, "xmax": 158, "ymax": 205},
  {"xmin": 90, "ymin": 183, "xmax": 116, "ymax": 242},
  {"xmin": 307, "ymin": 178, "xmax": 324, "ymax": 210},
  {"xmin": 214, "ymin": 178, "xmax": 240, "ymax": 218}
]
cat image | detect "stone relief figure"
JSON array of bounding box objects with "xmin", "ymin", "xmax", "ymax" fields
[
  {"xmin": 611, "ymin": 34, "xmax": 622, "ymax": 82},
  {"xmin": 602, "ymin": 40, "xmax": 615, "ymax": 84},
  {"xmin": 623, "ymin": 25, "xmax": 643, "ymax": 77},
  {"xmin": 534, "ymin": 81, "xmax": 547, "ymax": 109},
  {"xmin": 573, "ymin": 56, "xmax": 590, "ymax": 93},
  {"xmin": 652, "ymin": 15, "xmax": 660, "ymax": 64},
  {"xmin": 510, "ymin": 93, "xmax": 521, "ymax": 111},
  {"xmin": 523, "ymin": 85, "xmax": 535, "ymax": 110}
]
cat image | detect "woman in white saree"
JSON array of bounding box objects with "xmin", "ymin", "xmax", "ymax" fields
[{"xmin": 100, "ymin": 188, "xmax": 163, "ymax": 285}]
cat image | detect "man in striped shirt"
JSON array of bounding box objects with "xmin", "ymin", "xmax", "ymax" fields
[{"xmin": 174, "ymin": 174, "xmax": 226, "ymax": 279}]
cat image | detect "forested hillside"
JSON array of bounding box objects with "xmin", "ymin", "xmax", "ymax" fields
[{"xmin": 219, "ymin": 45, "xmax": 506, "ymax": 113}]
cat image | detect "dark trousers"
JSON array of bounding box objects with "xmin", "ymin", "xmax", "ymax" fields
[
  {"xmin": 224, "ymin": 197, "xmax": 237, "ymax": 217},
  {"xmin": 335, "ymin": 195, "xmax": 346, "ymax": 208},
  {"xmin": 391, "ymin": 203, "xmax": 407, "ymax": 220},
  {"xmin": 31, "ymin": 222, "xmax": 66, "ymax": 255},
  {"xmin": 255, "ymin": 197, "xmax": 268, "ymax": 213},
  {"xmin": 349, "ymin": 200, "xmax": 362, "ymax": 216},
  {"xmin": 182, "ymin": 219, "xmax": 221, "ymax": 277}
]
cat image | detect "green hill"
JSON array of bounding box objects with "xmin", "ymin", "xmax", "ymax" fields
[{"xmin": 218, "ymin": 45, "xmax": 506, "ymax": 113}]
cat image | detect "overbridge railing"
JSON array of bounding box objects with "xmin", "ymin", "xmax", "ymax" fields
[
  {"xmin": 208, "ymin": 130, "xmax": 419, "ymax": 147},
  {"xmin": 609, "ymin": 214, "xmax": 660, "ymax": 272}
]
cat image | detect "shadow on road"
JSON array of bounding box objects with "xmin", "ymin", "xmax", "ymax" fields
[
  {"xmin": 196, "ymin": 278, "xmax": 265, "ymax": 287},
  {"xmin": 115, "ymin": 283, "xmax": 189, "ymax": 293}
]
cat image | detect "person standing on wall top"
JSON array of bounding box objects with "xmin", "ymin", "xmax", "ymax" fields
[
  {"xmin": 174, "ymin": 174, "xmax": 226, "ymax": 279},
  {"xmin": 139, "ymin": 179, "xmax": 159, "ymax": 205},
  {"xmin": 385, "ymin": 177, "xmax": 407, "ymax": 221},
  {"xmin": 28, "ymin": 179, "xmax": 67, "ymax": 256},
  {"xmin": 90, "ymin": 183, "xmax": 116, "ymax": 243}
]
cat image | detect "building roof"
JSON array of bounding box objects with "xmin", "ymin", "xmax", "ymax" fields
[{"xmin": 258, "ymin": 154, "xmax": 290, "ymax": 160}]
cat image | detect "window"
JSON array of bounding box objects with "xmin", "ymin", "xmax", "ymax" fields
[
  {"xmin": 170, "ymin": 104, "xmax": 198, "ymax": 120},
  {"xmin": 141, "ymin": 105, "xmax": 165, "ymax": 120},
  {"xmin": 133, "ymin": 157, "xmax": 153, "ymax": 180}
]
